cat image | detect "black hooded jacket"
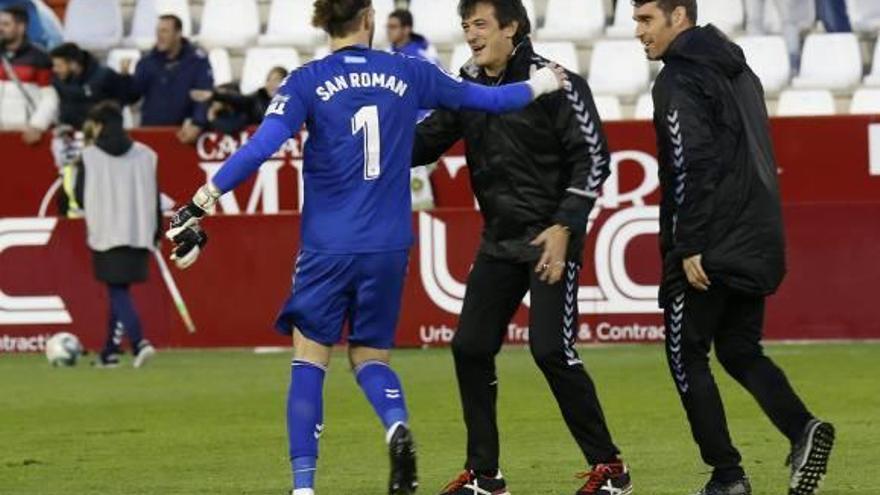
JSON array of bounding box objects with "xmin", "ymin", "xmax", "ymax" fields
[
  {"xmin": 413, "ymin": 40, "xmax": 611, "ymax": 263},
  {"xmin": 52, "ymin": 52, "xmax": 124, "ymax": 129},
  {"xmin": 652, "ymin": 25, "xmax": 786, "ymax": 306}
]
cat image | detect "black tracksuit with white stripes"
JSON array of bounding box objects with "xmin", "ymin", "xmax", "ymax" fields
[
  {"xmin": 413, "ymin": 40, "xmax": 620, "ymax": 471},
  {"xmin": 652, "ymin": 26, "xmax": 814, "ymax": 481}
]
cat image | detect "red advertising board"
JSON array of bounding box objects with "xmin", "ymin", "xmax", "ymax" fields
[{"xmin": 2, "ymin": 116, "xmax": 879, "ymax": 352}]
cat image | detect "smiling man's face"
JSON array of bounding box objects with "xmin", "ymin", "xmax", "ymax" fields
[
  {"xmin": 634, "ymin": 1, "xmax": 687, "ymax": 60},
  {"xmin": 461, "ymin": 2, "xmax": 518, "ymax": 76}
]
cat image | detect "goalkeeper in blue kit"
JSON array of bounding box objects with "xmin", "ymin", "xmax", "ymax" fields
[{"xmin": 164, "ymin": 1, "xmax": 566, "ymax": 493}]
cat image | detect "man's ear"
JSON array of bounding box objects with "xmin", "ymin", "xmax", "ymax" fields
[{"xmin": 503, "ymin": 20, "xmax": 519, "ymax": 40}]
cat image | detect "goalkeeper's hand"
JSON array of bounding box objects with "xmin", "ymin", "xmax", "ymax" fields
[{"xmin": 165, "ymin": 183, "xmax": 220, "ymax": 269}]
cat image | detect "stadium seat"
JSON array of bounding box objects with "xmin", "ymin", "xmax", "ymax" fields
[
  {"xmin": 126, "ymin": 0, "xmax": 193, "ymax": 49},
  {"xmin": 862, "ymin": 40, "xmax": 880, "ymax": 87},
  {"xmin": 849, "ymin": 88, "xmax": 880, "ymax": 114},
  {"xmin": 606, "ymin": 0, "xmax": 637, "ymax": 38},
  {"xmin": 792, "ymin": 33, "xmax": 862, "ymax": 91},
  {"xmin": 258, "ymin": 0, "xmax": 326, "ymax": 49},
  {"xmin": 62, "ymin": 0, "xmax": 123, "ymax": 51},
  {"xmin": 372, "ymin": 0, "xmax": 396, "ymax": 48},
  {"xmin": 588, "ymin": 40, "xmax": 650, "ymax": 97},
  {"xmin": 449, "ymin": 43, "xmax": 472, "ymax": 73},
  {"xmin": 311, "ymin": 45, "xmax": 331, "ymax": 62},
  {"xmin": 537, "ymin": 0, "xmax": 605, "ymax": 44},
  {"xmin": 106, "ymin": 48, "xmax": 142, "ymax": 74},
  {"xmin": 240, "ymin": 48, "xmax": 302, "ymax": 94},
  {"xmin": 634, "ymin": 92, "xmax": 654, "ymax": 120},
  {"xmin": 522, "ymin": 0, "xmax": 537, "ymax": 30},
  {"xmin": 408, "ymin": 0, "xmax": 462, "ymax": 46},
  {"xmin": 593, "ymin": 95, "xmax": 622, "ymax": 121},
  {"xmin": 532, "ymin": 41, "xmax": 579, "ymax": 73},
  {"xmin": 776, "ymin": 89, "xmax": 835, "ymax": 116},
  {"xmin": 699, "ymin": 0, "xmax": 745, "ymax": 34},
  {"xmin": 208, "ymin": 48, "xmax": 233, "ymax": 86},
  {"xmin": 198, "ymin": 0, "xmax": 261, "ymax": 49},
  {"xmin": 736, "ymin": 35, "xmax": 790, "ymax": 95}
]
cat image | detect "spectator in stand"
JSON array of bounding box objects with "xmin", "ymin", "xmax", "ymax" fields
[
  {"xmin": 119, "ymin": 14, "xmax": 213, "ymax": 144},
  {"xmin": 0, "ymin": 0, "xmax": 63, "ymax": 49},
  {"xmin": 0, "ymin": 4, "xmax": 56, "ymax": 143},
  {"xmin": 49, "ymin": 42, "xmax": 124, "ymax": 129},
  {"xmin": 387, "ymin": 9, "xmax": 440, "ymax": 65},
  {"xmin": 189, "ymin": 66, "xmax": 288, "ymax": 135}
]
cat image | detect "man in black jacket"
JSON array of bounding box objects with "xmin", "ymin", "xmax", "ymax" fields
[
  {"xmin": 49, "ymin": 43, "xmax": 124, "ymax": 129},
  {"xmin": 634, "ymin": 1, "xmax": 835, "ymax": 494},
  {"xmin": 414, "ymin": 2, "xmax": 630, "ymax": 494}
]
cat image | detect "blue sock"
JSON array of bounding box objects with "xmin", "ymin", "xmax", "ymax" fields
[
  {"xmin": 288, "ymin": 359, "xmax": 325, "ymax": 490},
  {"xmin": 355, "ymin": 361, "xmax": 409, "ymax": 438}
]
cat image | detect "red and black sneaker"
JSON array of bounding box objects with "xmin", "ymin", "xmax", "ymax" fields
[
  {"xmin": 575, "ymin": 462, "xmax": 633, "ymax": 495},
  {"xmin": 438, "ymin": 470, "xmax": 510, "ymax": 495}
]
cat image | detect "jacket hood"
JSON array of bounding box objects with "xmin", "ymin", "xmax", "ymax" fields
[{"xmin": 663, "ymin": 25, "xmax": 746, "ymax": 78}]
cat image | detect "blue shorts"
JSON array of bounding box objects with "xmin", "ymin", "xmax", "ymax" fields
[{"xmin": 275, "ymin": 250, "xmax": 409, "ymax": 349}]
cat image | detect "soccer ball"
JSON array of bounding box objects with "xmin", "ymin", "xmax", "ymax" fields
[{"xmin": 45, "ymin": 332, "xmax": 84, "ymax": 367}]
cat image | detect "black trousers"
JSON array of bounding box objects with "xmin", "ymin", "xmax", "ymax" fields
[
  {"xmin": 664, "ymin": 285, "xmax": 813, "ymax": 478},
  {"xmin": 452, "ymin": 254, "xmax": 620, "ymax": 471}
]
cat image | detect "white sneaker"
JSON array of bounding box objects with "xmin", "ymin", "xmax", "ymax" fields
[
  {"xmin": 133, "ymin": 342, "xmax": 156, "ymax": 368},
  {"xmin": 292, "ymin": 489, "xmax": 315, "ymax": 495}
]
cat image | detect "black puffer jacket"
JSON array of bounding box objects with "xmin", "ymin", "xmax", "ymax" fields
[
  {"xmin": 52, "ymin": 51, "xmax": 123, "ymax": 129},
  {"xmin": 652, "ymin": 26, "xmax": 786, "ymax": 306},
  {"xmin": 413, "ymin": 40, "xmax": 611, "ymax": 263}
]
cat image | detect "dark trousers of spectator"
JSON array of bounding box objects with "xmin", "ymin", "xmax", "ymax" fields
[
  {"xmin": 101, "ymin": 283, "xmax": 145, "ymax": 357},
  {"xmin": 663, "ymin": 284, "xmax": 814, "ymax": 481},
  {"xmin": 817, "ymin": 0, "xmax": 852, "ymax": 32},
  {"xmin": 452, "ymin": 254, "xmax": 620, "ymax": 472}
]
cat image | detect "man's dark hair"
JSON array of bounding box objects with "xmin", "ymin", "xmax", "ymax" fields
[
  {"xmin": 268, "ymin": 66, "xmax": 289, "ymax": 79},
  {"xmin": 312, "ymin": 0, "xmax": 372, "ymax": 37},
  {"xmin": 87, "ymin": 100, "xmax": 124, "ymax": 128},
  {"xmin": 2, "ymin": 4, "xmax": 29, "ymax": 26},
  {"xmin": 158, "ymin": 14, "xmax": 183, "ymax": 32},
  {"xmin": 458, "ymin": 0, "xmax": 531, "ymax": 45},
  {"xmin": 389, "ymin": 9, "xmax": 413, "ymax": 29},
  {"xmin": 632, "ymin": 0, "xmax": 697, "ymax": 24},
  {"xmin": 50, "ymin": 42, "xmax": 86, "ymax": 64}
]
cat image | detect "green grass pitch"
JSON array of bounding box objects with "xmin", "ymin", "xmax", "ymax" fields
[{"xmin": 1, "ymin": 343, "xmax": 877, "ymax": 494}]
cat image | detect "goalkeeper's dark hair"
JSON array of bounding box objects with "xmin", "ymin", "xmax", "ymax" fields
[
  {"xmin": 312, "ymin": 0, "xmax": 372, "ymax": 37},
  {"xmin": 458, "ymin": 0, "xmax": 531, "ymax": 45},
  {"xmin": 631, "ymin": 0, "xmax": 697, "ymax": 24}
]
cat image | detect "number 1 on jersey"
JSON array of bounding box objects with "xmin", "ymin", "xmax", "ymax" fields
[{"xmin": 351, "ymin": 105, "xmax": 381, "ymax": 180}]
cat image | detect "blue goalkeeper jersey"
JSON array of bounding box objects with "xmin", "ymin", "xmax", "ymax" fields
[{"xmin": 264, "ymin": 45, "xmax": 467, "ymax": 254}]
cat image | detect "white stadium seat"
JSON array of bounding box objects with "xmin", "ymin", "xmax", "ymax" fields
[
  {"xmin": 106, "ymin": 48, "xmax": 142, "ymax": 74},
  {"xmin": 776, "ymin": 89, "xmax": 835, "ymax": 116},
  {"xmin": 208, "ymin": 48, "xmax": 233, "ymax": 86},
  {"xmin": 198, "ymin": 0, "xmax": 261, "ymax": 49},
  {"xmin": 449, "ymin": 43, "xmax": 472, "ymax": 73},
  {"xmin": 522, "ymin": 0, "xmax": 537, "ymax": 31},
  {"xmin": 408, "ymin": 0, "xmax": 461, "ymax": 46},
  {"xmin": 532, "ymin": 41, "xmax": 579, "ymax": 74},
  {"xmin": 699, "ymin": 0, "xmax": 745, "ymax": 34},
  {"xmin": 634, "ymin": 92, "xmax": 654, "ymax": 120},
  {"xmin": 606, "ymin": 0, "xmax": 637, "ymax": 38},
  {"xmin": 736, "ymin": 35, "xmax": 791, "ymax": 95},
  {"xmin": 862, "ymin": 41, "xmax": 880, "ymax": 87},
  {"xmin": 849, "ymin": 88, "xmax": 880, "ymax": 114},
  {"xmin": 240, "ymin": 48, "xmax": 302, "ymax": 94},
  {"xmin": 126, "ymin": 0, "xmax": 193, "ymax": 49},
  {"xmin": 593, "ymin": 95, "xmax": 623, "ymax": 121},
  {"xmin": 538, "ymin": 0, "xmax": 605, "ymax": 44},
  {"xmin": 792, "ymin": 33, "xmax": 862, "ymax": 91},
  {"xmin": 311, "ymin": 45, "xmax": 331, "ymax": 62},
  {"xmin": 63, "ymin": 0, "xmax": 123, "ymax": 50},
  {"xmin": 372, "ymin": 0, "xmax": 397, "ymax": 48},
  {"xmin": 259, "ymin": 0, "xmax": 326, "ymax": 49},
  {"xmin": 588, "ymin": 40, "xmax": 650, "ymax": 97}
]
